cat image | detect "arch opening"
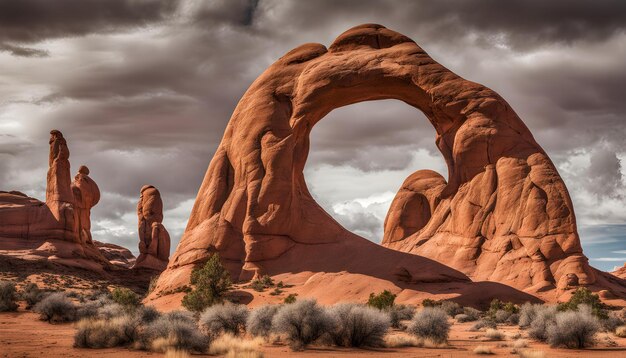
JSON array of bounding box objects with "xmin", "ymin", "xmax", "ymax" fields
[{"xmin": 303, "ymin": 99, "xmax": 447, "ymax": 243}]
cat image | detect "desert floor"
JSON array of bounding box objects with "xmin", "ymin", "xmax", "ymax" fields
[{"xmin": 3, "ymin": 311, "xmax": 626, "ymax": 358}]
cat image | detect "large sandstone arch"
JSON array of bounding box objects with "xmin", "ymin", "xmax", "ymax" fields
[{"xmin": 152, "ymin": 24, "xmax": 603, "ymax": 303}]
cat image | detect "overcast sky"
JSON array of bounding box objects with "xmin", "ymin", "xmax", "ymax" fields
[{"xmin": 1, "ymin": 0, "xmax": 625, "ymax": 271}]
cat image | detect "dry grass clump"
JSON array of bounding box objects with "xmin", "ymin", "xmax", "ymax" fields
[
  {"xmin": 328, "ymin": 303, "xmax": 390, "ymax": 347},
  {"xmin": 209, "ymin": 333, "xmax": 264, "ymax": 356},
  {"xmin": 407, "ymin": 307, "xmax": 450, "ymax": 344},
  {"xmin": 484, "ymin": 328, "xmax": 505, "ymax": 340},
  {"xmin": 74, "ymin": 315, "xmax": 140, "ymax": 348},
  {"xmin": 517, "ymin": 350, "xmax": 546, "ymax": 358},
  {"xmin": 384, "ymin": 334, "xmax": 447, "ymax": 348},
  {"xmin": 473, "ymin": 345, "xmax": 494, "ymax": 354},
  {"xmin": 511, "ymin": 338, "xmax": 528, "ymax": 348},
  {"xmin": 615, "ymin": 325, "xmax": 626, "ymax": 337},
  {"xmin": 164, "ymin": 349, "xmax": 191, "ymax": 358}
]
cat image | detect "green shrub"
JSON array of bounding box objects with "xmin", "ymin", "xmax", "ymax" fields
[
  {"xmin": 0, "ymin": 281, "xmax": 18, "ymax": 312},
  {"xmin": 111, "ymin": 288, "xmax": 140, "ymax": 307},
  {"xmin": 421, "ymin": 298, "xmax": 438, "ymax": 308},
  {"xmin": 367, "ymin": 290, "xmax": 396, "ymax": 310},
  {"xmin": 558, "ymin": 287, "xmax": 607, "ymax": 319},
  {"xmin": 181, "ymin": 253, "xmax": 232, "ymax": 312},
  {"xmin": 284, "ymin": 294, "xmax": 297, "ymax": 304}
]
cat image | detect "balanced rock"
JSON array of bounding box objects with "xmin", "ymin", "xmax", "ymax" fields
[
  {"xmin": 134, "ymin": 185, "xmax": 170, "ymax": 271},
  {"xmin": 0, "ymin": 130, "xmax": 107, "ymax": 267},
  {"xmin": 149, "ymin": 24, "xmax": 573, "ymax": 307}
]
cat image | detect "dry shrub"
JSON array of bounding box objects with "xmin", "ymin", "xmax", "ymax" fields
[
  {"xmin": 209, "ymin": 333, "xmax": 264, "ymax": 356},
  {"xmin": 199, "ymin": 303, "xmax": 248, "ymax": 338},
  {"xmin": 463, "ymin": 307, "xmax": 481, "ymax": 321},
  {"xmin": 547, "ymin": 306, "xmax": 599, "ymax": 348},
  {"xmin": 271, "ymin": 299, "xmax": 333, "ymax": 350},
  {"xmin": 484, "ymin": 329, "xmax": 505, "ymax": 341},
  {"xmin": 0, "ymin": 281, "xmax": 18, "ymax": 312},
  {"xmin": 328, "ymin": 303, "xmax": 390, "ymax": 347},
  {"xmin": 142, "ymin": 311, "xmax": 209, "ymax": 353},
  {"xmin": 470, "ymin": 318, "xmax": 496, "ymax": 332},
  {"xmin": 615, "ymin": 325, "xmax": 626, "ymax": 337},
  {"xmin": 33, "ymin": 292, "xmax": 76, "ymax": 322},
  {"xmin": 225, "ymin": 351, "xmax": 264, "ymax": 358},
  {"xmin": 247, "ymin": 304, "xmax": 279, "ymax": 338},
  {"xmin": 386, "ymin": 304, "xmax": 415, "ymax": 328},
  {"xmin": 407, "ymin": 307, "xmax": 450, "ymax": 344},
  {"xmin": 512, "ymin": 338, "xmax": 528, "ymax": 348},
  {"xmin": 473, "ymin": 345, "xmax": 494, "ymax": 354},
  {"xmin": 527, "ymin": 306, "xmax": 557, "ymax": 341}
]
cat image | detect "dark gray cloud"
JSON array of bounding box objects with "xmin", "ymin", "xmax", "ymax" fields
[
  {"xmin": 0, "ymin": 0, "xmax": 179, "ymax": 43},
  {"xmin": 0, "ymin": 0, "xmax": 625, "ymax": 264}
]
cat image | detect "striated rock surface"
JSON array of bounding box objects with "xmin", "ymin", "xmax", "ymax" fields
[
  {"xmin": 149, "ymin": 24, "xmax": 589, "ymax": 307},
  {"xmin": 0, "ymin": 130, "xmax": 107, "ymax": 268},
  {"xmin": 134, "ymin": 185, "xmax": 170, "ymax": 271},
  {"xmin": 95, "ymin": 240, "xmax": 136, "ymax": 268}
]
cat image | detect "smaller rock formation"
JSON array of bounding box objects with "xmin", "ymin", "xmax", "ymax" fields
[
  {"xmin": 0, "ymin": 130, "xmax": 109, "ymax": 270},
  {"xmin": 95, "ymin": 241, "xmax": 136, "ymax": 268},
  {"xmin": 71, "ymin": 165, "xmax": 100, "ymax": 245},
  {"xmin": 134, "ymin": 185, "xmax": 170, "ymax": 270}
]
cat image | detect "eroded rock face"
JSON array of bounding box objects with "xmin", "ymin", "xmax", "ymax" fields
[
  {"xmin": 95, "ymin": 240, "xmax": 136, "ymax": 268},
  {"xmin": 134, "ymin": 185, "xmax": 170, "ymax": 270},
  {"xmin": 0, "ymin": 130, "xmax": 107, "ymax": 265},
  {"xmin": 150, "ymin": 24, "xmax": 606, "ymax": 303}
]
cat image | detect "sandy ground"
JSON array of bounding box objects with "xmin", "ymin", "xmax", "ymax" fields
[{"xmin": 3, "ymin": 311, "xmax": 626, "ymax": 357}]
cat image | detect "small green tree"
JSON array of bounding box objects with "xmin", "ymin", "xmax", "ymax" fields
[
  {"xmin": 367, "ymin": 290, "xmax": 396, "ymax": 310},
  {"xmin": 111, "ymin": 287, "xmax": 140, "ymax": 307},
  {"xmin": 182, "ymin": 253, "xmax": 232, "ymax": 312}
]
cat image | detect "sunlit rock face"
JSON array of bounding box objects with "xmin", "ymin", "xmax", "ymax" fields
[{"xmin": 151, "ymin": 24, "xmax": 620, "ymax": 305}]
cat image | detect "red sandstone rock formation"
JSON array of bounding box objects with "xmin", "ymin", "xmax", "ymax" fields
[
  {"xmin": 151, "ymin": 24, "xmax": 594, "ymax": 307},
  {"xmin": 72, "ymin": 165, "xmax": 100, "ymax": 245},
  {"xmin": 95, "ymin": 240, "xmax": 136, "ymax": 268},
  {"xmin": 134, "ymin": 185, "xmax": 170, "ymax": 271},
  {"xmin": 0, "ymin": 130, "xmax": 107, "ymax": 268}
]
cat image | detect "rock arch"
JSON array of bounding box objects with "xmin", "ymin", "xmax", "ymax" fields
[{"xmin": 152, "ymin": 24, "xmax": 598, "ymax": 301}]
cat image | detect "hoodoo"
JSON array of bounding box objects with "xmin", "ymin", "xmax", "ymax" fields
[
  {"xmin": 134, "ymin": 185, "xmax": 170, "ymax": 271},
  {"xmin": 150, "ymin": 24, "xmax": 625, "ymax": 306}
]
